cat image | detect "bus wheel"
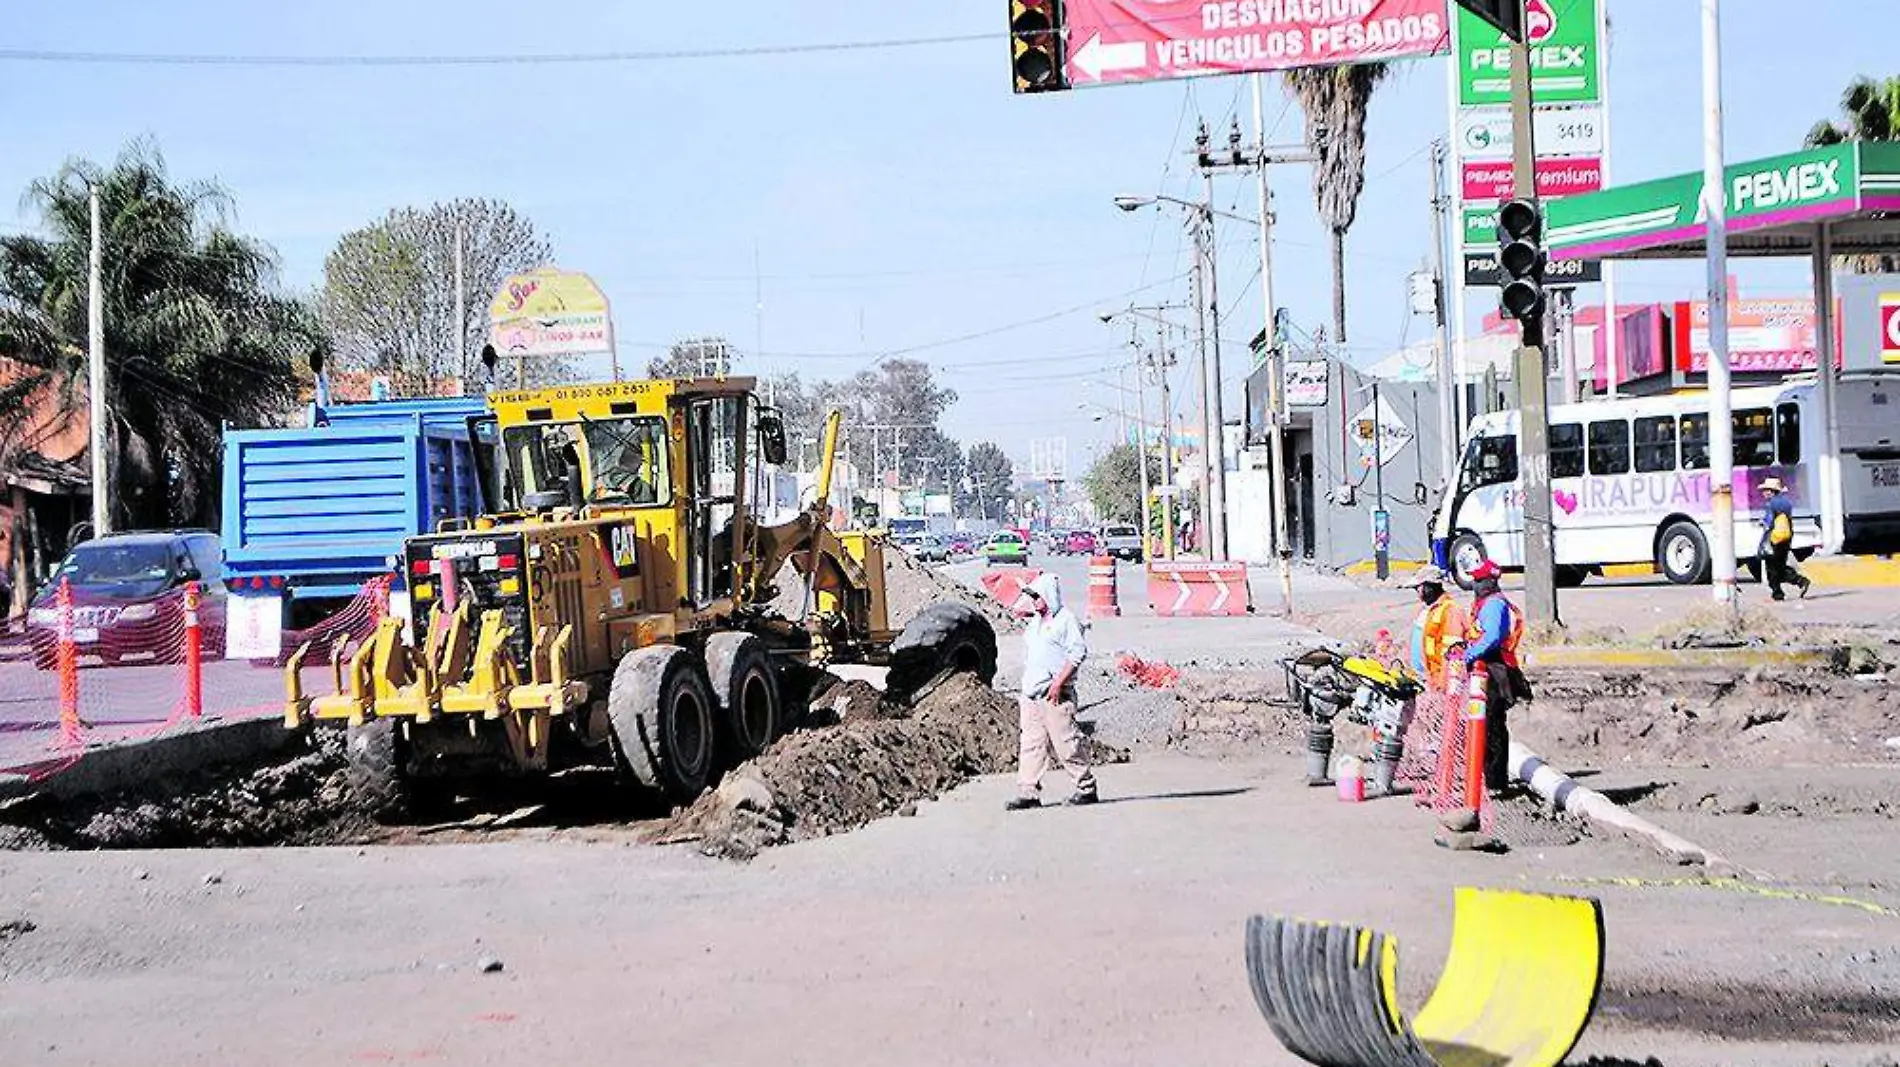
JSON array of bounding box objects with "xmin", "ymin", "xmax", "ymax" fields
[
  {"xmin": 1447, "ymin": 533, "xmax": 1487, "ymax": 591},
  {"xmin": 1658, "ymin": 521, "xmax": 1711, "ymax": 585},
  {"xmin": 1554, "ymin": 565, "xmax": 1590, "ymax": 588}
]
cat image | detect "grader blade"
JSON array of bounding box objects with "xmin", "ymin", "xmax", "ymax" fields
[{"xmin": 1243, "ymin": 888, "xmax": 1604, "ymax": 1067}]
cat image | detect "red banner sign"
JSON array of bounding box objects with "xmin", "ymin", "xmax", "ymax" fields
[
  {"xmin": 1672, "ymin": 300, "xmax": 1843, "ymax": 374},
  {"xmin": 1460, "ymin": 157, "xmax": 1603, "ymax": 203},
  {"xmin": 1061, "ymin": 0, "xmax": 1451, "ymax": 87}
]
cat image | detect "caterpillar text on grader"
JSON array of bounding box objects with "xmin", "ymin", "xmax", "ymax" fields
[{"xmin": 283, "ymin": 376, "xmax": 998, "ymax": 819}]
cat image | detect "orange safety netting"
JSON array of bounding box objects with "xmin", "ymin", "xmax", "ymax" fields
[
  {"xmin": 0, "ymin": 577, "xmax": 393, "ymax": 786},
  {"xmin": 1116, "ymin": 652, "xmax": 1181, "ymax": 689}
]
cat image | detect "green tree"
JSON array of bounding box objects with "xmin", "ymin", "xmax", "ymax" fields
[
  {"xmin": 1285, "ymin": 64, "xmax": 1390, "ymax": 343},
  {"xmin": 1083, "ymin": 443, "xmax": 1145, "ymax": 523},
  {"xmin": 320, "ymin": 198, "xmax": 554, "ymax": 388},
  {"xmin": 1805, "ymin": 75, "xmax": 1900, "ymax": 273},
  {"xmin": 0, "ymin": 141, "xmax": 322, "ymax": 531},
  {"xmin": 962, "ymin": 441, "xmax": 1014, "ymax": 520}
]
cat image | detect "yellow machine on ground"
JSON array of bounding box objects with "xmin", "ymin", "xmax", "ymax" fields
[{"xmin": 284, "ymin": 376, "xmax": 997, "ymax": 818}]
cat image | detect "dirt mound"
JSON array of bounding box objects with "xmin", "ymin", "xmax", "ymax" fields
[
  {"xmin": 1523, "ymin": 667, "xmax": 1900, "ymax": 768},
  {"xmin": 0, "ymin": 733, "xmax": 373, "ymax": 850},
  {"xmin": 657, "ymin": 672, "xmax": 1127, "ymax": 859},
  {"xmin": 881, "ymin": 550, "xmax": 1022, "ymax": 633},
  {"xmin": 766, "ymin": 550, "xmax": 1020, "ymax": 635}
]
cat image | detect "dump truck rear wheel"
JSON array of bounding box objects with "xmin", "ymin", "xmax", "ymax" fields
[
  {"xmin": 705, "ymin": 632, "xmax": 780, "ymax": 763},
  {"xmin": 609, "ymin": 645, "xmax": 716, "ymax": 803},
  {"xmin": 885, "ymin": 603, "xmax": 998, "ymax": 704},
  {"xmin": 346, "ymin": 719, "xmax": 413, "ymax": 823}
]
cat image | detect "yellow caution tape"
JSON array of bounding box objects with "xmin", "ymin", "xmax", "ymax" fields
[{"xmin": 1554, "ymin": 875, "xmax": 1899, "ymax": 918}]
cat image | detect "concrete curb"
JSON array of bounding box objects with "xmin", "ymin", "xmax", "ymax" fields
[
  {"xmin": 1523, "ymin": 646, "xmax": 1835, "ymax": 670},
  {"xmin": 1803, "ymin": 555, "xmax": 1900, "ymax": 587},
  {"xmin": 1508, "ymin": 741, "xmax": 1729, "ymax": 871},
  {"xmin": 0, "ymin": 715, "xmax": 299, "ymax": 804}
]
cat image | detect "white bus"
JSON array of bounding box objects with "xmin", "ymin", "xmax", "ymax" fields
[{"xmin": 1433, "ymin": 373, "xmax": 1900, "ymax": 587}]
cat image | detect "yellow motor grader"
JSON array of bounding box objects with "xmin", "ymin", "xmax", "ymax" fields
[{"xmin": 283, "ymin": 376, "xmax": 996, "ymax": 819}]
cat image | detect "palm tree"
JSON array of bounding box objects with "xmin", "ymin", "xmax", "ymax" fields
[
  {"xmin": 0, "ymin": 141, "xmax": 321, "ymax": 532},
  {"xmin": 1285, "ymin": 63, "xmax": 1390, "ymax": 344},
  {"xmin": 1805, "ymin": 75, "xmax": 1900, "ymax": 273}
]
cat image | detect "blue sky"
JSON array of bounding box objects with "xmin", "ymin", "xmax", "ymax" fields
[{"xmin": 1, "ymin": 1, "xmax": 1890, "ymax": 471}]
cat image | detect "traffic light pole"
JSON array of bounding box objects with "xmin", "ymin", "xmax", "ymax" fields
[{"xmin": 1508, "ymin": 28, "xmax": 1559, "ymax": 628}]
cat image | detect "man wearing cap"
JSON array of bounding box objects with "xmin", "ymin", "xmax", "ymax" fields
[
  {"xmin": 1406, "ymin": 566, "xmax": 1468, "ymax": 695},
  {"xmin": 1462, "ymin": 559, "xmax": 1526, "ymax": 793},
  {"xmin": 1758, "ymin": 477, "xmax": 1812, "ymax": 601}
]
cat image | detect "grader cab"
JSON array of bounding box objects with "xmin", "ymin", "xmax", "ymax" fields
[{"xmin": 284, "ymin": 377, "xmax": 997, "ymax": 819}]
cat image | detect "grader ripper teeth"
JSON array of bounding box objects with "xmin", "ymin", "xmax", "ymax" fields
[
  {"xmin": 284, "ymin": 612, "xmax": 584, "ymax": 730},
  {"xmin": 1244, "ymin": 888, "xmax": 1605, "ymax": 1067}
]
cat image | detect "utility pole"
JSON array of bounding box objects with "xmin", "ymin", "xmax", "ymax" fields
[
  {"xmin": 1154, "ymin": 335, "xmax": 1178, "ymax": 560},
  {"xmin": 1428, "ymin": 139, "xmax": 1459, "ymax": 498},
  {"xmin": 1198, "ymin": 105, "xmax": 1317, "ymax": 592},
  {"xmin": 1508, "ymin": 15, "xmax": 1558, "ymax": 626},
  {"xmin": 87, "ymin": 186, "xmax": 109, "ymax": 537},
  {"xmin": 1372, "ymin": 381, "xmax": 1388, "ymax": 581},
  {"xmin": 1188, "ymin": 197, "xmax": 1216, "ymax": 558},
  {"xmin": 1200, "ymin": 168, "xmax": 1229, "ymax": 562},
  {"xmin": 453, "ymin": 220, "xmax": 466, "ymax": 381},
  {"xmin": 1701, "ymin": 0, "xmax": 1738, "ymax": 606},
  {"xmin": 1128, "ymin": 320, "xmax": 1154, "ymax": 560}
]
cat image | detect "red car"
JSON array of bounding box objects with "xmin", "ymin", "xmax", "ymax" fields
[
  {"xmin": 1064, "ymin": 530, "xmax": 1098, "ymax": 556},
  {"xmin": 25, "ymin": 531, "xmax": 227, "ymax": 670}
]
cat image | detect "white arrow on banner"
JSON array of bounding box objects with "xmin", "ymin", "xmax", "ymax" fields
[
  {"xmin": 1071, "ymin": 34, "xmax": 1146, "ymax": 81},
  {"xmin": 1170, "ymin": 570, "xmax": 1192, "ymax": 614}
]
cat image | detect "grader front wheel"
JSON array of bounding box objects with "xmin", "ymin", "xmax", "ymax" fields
[
  {"xmin": 609, "ymin": 645, "xmax": 717, "ymax": 804},
  {"xmin": 705, "ymin": 632, "xmax": 781, "ymax": 763},
  {"xmin": 884, "ymin": 603, "xmax": 999, "ymax": 704},
  {"xmin": 345, "ymin": 719, "xmax": 413, "ymax": 824}
]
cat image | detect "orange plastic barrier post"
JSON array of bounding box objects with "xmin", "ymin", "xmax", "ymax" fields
[
  {"xmin": 56, "ymin": 577, "xmax": 81, "ymax": 747},
  {"xmin": 1086, "ymin": 555, "xmax": 1120, "ymax": 619},
  {"xmin": 1463, "ymin": 667, "xmax": 1488, "ymax": 812},
  {"xmin": 184, "ymin": 581, "xmax": 204, "ymax": 719}
]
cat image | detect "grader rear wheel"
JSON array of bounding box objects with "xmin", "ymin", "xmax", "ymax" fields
[
  {"xmin": 609, "ymin": 645, "xmax": 717, "ymax": 803},
  {"xmin": 884, "ymin": 603, "xmax": 998, "ymax": 704}
]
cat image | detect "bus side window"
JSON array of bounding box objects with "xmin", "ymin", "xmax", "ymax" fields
[
  {"xmin": 1634, "ymin": 415, "xmax": 1677, "ymax": 473},
  {"xmin": 1550, "ymin": 423, "xmax": 1584, "ymax": 478},
  {"xmin": 1733, "ymin": 407, "xmax": 1775, "ymax": 467},
  {"xmin": 1680, "ymin": 413, "xmax": 1710, "ymax": 470},
  {"xmin": 1465, "ymin": 434, "xmax": 1517, "ymax": 489},
  {"xmin": 1776, "ymin": 403, "xmax": 1801, "ymax": 464},
  {"xmin": 1588, "ymin": 420, "xmax": 1631, "ymax": 476}
]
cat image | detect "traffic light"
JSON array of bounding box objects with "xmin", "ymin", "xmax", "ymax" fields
[
  {"xmin": 1496, "ymin": 198, "xmax": 1546, "ymax": 328},
  {"xmin": 1010, "ymin": 0, "xmax": 1068, "ymax": 93}
]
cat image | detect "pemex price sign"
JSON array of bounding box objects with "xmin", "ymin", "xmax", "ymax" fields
[{"xmin": 1011, "ymin": 0, "xmax": 1453, "ymax": 92}]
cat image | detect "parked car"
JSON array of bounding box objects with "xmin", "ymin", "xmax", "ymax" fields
[
  {"xmin": 1064, "ymin": 530, "xmax": 1099, "ymax": 556},
  {"xmin": 912, "ymin": 534, "xmax": 952, "ymax": 563},
  {"xmin": 982, "ymin": 530, "xmax": 1030, "ymax": 566},
  {"xmin": 25, "ymin": 530, "xmax": 227, "ymax": 670},
  {"xmin": 1100, "ymin": 523, "xmax": 1144, "ymax": 561}
]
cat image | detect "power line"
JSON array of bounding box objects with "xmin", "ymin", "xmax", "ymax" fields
[{"xmin": 0, "ymin": 32, "xmax": 995, "ymax": 68}]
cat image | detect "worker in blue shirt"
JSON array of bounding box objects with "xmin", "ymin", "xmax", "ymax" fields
[
  {"xmin": 1462, "ymin": 559, "xmax": 1527, "ymax": 793},
  {"xmin": 1757, "ymin": 477, "xmax": 1811, "ymax": 601}
]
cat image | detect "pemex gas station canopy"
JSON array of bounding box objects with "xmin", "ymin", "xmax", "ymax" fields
[{"xmin": 1548, "ymin": 141, "xmax": 1900, "ymax": 261}]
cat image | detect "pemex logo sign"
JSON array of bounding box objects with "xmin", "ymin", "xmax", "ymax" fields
[{"xmin": 1524, "ymin": 0, "xmax": 1557, "ymax": 43}]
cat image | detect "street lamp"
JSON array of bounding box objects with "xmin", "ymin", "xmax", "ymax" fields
[
  {"xmin": 1113, "ymin": 194, "xmax": 1235, "ymax": 560},
  {"xmin": 1102, "ymin": 303, "xmax": 1191, "ymax": 561}
]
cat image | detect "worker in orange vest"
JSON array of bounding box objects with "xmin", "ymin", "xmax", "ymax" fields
[
  {"xmin": 1462, "ymin": 559, "xmax": 1529, "ymax": 792},
  {"xmin": 1405, "ymin": 566, "xmax": 1469, "ymax": 694}
]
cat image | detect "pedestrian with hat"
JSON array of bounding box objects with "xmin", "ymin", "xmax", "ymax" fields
[
  {"xmin": 1757, "ymin": 477, "xmax": 1811, "ymax": 601},
  {"xmin": 1462, "ymin": 559, "xmax": 1528, "ymax": 794}
]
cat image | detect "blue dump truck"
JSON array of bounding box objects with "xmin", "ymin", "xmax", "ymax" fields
[{"xmin": 219, "ymin": 395, "xmax": 492, "ymax": 659}]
